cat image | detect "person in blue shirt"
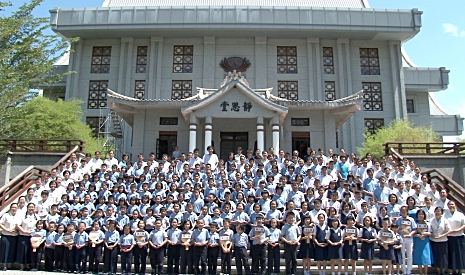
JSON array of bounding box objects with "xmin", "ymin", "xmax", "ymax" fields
[
  {"xmin": 166, "ymin": 218, "xmax": 182, "ymax": 275},
  {"xmin": 219, "ymin": 219, "xmax": 234, "ymax": 275},
  {"xmin": 232, "ymin": 224, "xmax": 251, "ymax": 275},
  {"xmin": 192, "ymin": 219, "xmax": 210, "ymax": 275},
  {"xmin": 281, "ymin": 211, "xmax": 301, "ymax": 275},
  {"xmin": 249, "ymin": 213, "xmax": 270, "ymax": 275},
  {"xmin": 149, "ymin": 219, "xmax": 168, "ymax": 275},
  {"xmin": 74, "ymin": 222, "xmax": 89, "ymax": 273},
  {"xmin": 133, "ymin": 220, "xmax": 149, "ymax": 275},
  {"xmin": 88, "ymin": 221, "xmax": 105, "ymax": 275},
  {"xmin": 116, "ymin": 205, "xmax": 130, "ymax": 233},
  {"xmin": 63, "ymin": 223, "xmax": 76, "ymax": 273},
  {"xmin": 119, "ymin": 224, "xmax": 136, "ymax": 275},
  {"xmin": 30, "ymin": 220, "xmax": 46, "ymax": 271},
  {"xmin": 103, "ymin": 220, "xmax": 120, "ymax": 275},
  {"xmin": 395, "ymin": 205, "xmax": 417, "ymax": 275},
  {"xmin": 207, "ymin": 222, "xmax": 220, "ymax": 275},
  {"xmin": 267, "ymin": 218, "xmax": 281, "ymax": 275}
]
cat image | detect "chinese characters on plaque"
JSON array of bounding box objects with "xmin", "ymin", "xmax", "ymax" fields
[{"xmin": 220, "ymin": 101, "xmax": 253, "ymax": 112}]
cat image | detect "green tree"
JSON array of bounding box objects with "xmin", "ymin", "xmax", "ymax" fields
[
  {"xmin": 0, "ymin": 0, "xmax": 76, "ymax": 140},
  {"xmin": 357, "ymin": 119, "xmax": 441, "ymax": 159},
  {"xmin": 6, "ymin": 97, "xmax": 99, "ymax": 153}
]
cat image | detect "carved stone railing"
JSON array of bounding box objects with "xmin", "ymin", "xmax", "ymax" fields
[
  {"xmin": 1, "ymin": 139, "xmax": 85, "ymax": 153},
  {"xmin": 384, "ymin": 142, "xmax": 465, "ymax": 156}
]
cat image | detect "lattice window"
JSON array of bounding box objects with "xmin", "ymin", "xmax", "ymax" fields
[
  {"xmin": 173, "ymin": 46, "xmax": 193, "ymax": 73},
  {"xmin": 323, "ymin": 47, "xmax": 334, "ymax": 74},
  {"xmin": 277, "ymin": 81, "xmax": 298, "ymax": 100},
  {"xmin": 91, "ymin": 46, "xmax": 111, "ymax": 74},
  {"xmin": 86, "ymin": 117, "xmax": 104, "ymax": 138},
  {"xmin": 362, "ymin": 82, "xmax": 383, "ymax": 111},
  {"xmin": 134, "ymin": 80, "xmax": 145, "ymax": 99},
  {"xmin": 360, "ymin": 48, "xmax": 380, "ymax": 75},
  {"xmin": 324, "ymin": 81, "xmax": 336, "ymax": 101},
  {"xmin": 136, "ymin": 46, "xmax": 148, "ymax": 73},
  {"xmin": 171, "ymin": 80, "xmax": 192, "ymax": 99},
  {"xmin": 88, "ymin": 81, "xmax": 108, "ymax": 109},
  {"xmin": 277, "ymin": 46, "xmax": 297, "ymax": 74},
  {"xmin": 364, "ymin": 118, "xmax": 385, "ymax": 135}
]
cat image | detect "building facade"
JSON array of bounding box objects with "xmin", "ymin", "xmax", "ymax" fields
[{"xmin": 45, "ymin": 0, "xmax": 463, "ymax": 159}]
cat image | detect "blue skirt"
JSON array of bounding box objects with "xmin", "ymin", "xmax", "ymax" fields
[
  {"xmin": 431, "ymin": 241, "xmax": 448, "ymax": 269},
  {"xmin": 448, "ymin": 235, "xmax": 465, "ymax": 270},
  {"xmin": 342, "ymin": 241, "xmax": 358, "ymax": 260},
  {"xmin": 379, "ymin": 245, "xmax": 394, "ymax": 261},
  {"xmin": 314, "ymin": 245, "xmax": 328, "ymax": 261},
  {"xmin": 360, "ymin": 242, "xmax": 374, "ymax": 260},
  {"xmin": 327, "ymin": 244, "xmax": 343, "ymax": 260},
  {"xmin": 298, "ymin": 240, "xmax": 314, "ymax": 259}
]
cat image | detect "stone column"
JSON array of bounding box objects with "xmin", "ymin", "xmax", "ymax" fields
[
  {"xmin": 255, "ymin": 36, "xmax": 267, "ymax": 88},
  {"xmin": 67, "ymin": 40, "xmax": 83, "ymax": 99},
  {"xmin": 147, "ymin": 37, "xmax": 161, "ymax": 99},
  {"xmin": 203, "ymin": 37, "xmax": 215, "ymax": 88},
  {"xmin": 272, "ymin": 116, "xmax": 280, "ymax": 154},
  {"xmin": 204, "ymin": 116, "xmax": 213, "ymax": 154},
  {"xmin": 307, "ymin": 38, "xmax": 322, "ymax": 101},
  {"xmin": 189, "ymin": 114, "xmax": 197, "ymax": 153},
  {"xmin": 256, "ymin": 116, "xmax": 265, "ymax": 152},
  {"xmin": 389, "ymin": 40, "xmax": 406, "ymax": 119}
]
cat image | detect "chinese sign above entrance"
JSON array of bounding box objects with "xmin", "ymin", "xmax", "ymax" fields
[{"xmin": 220, "ymin": 101, "xmax": 252, "ymax": 112}]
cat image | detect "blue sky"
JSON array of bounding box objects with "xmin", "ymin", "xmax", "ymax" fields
[{"xmin": 19, "ymin": 0, "xmax": 465, "ymax": 138}]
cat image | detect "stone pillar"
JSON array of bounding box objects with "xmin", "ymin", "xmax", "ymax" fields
[
  {"xmin": 118, "ymin": 37, "xmax": 133, "ymax": 96},
  {"xmin": 272, "ymin": 116, "xmax": 280, "ymax": 154},
  {"xmin": 307, "ymin": 38, "xmax": 322, "ymax": 101},
  {"xmin": 67, "ymin": 40, "xmax": 83, "ymax": 99},
  {"xmin": 389, "ymin": 40, "xmax": 406, "ymax": 119},
  {"xmin": 256, "ymin": 116, "xmax": 265, "ymax": 152},
  {"xmin": 147, "ymin": 37, "xmax": 161, "ymax": 99},
  {"xmin": 203, "ymin": 37, "xmax": 215, "ymax": 88},
  {"xmin": 189, "ymin": 114, "xmax": 197, "ymax": 153},
  {"xmin": 204, "ymin": 116, "xmax": 213, "ymax": 154},
  {"xmin": 255, "ymin": 36, "xmax": 267, "ymax": 88}
]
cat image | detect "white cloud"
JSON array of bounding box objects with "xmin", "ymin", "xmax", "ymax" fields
[{"xmin": 442, "ymin": 23, "xmax": 465, "ymax": 37}]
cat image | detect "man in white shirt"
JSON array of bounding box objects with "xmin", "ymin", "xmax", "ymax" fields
[
  {"xmin": 104, "ymin": 150, "xmax": 119, "ymax": 170},
  {"xmin": 88, "ymin": 151, "xmax": 103, "ymax": 173}
]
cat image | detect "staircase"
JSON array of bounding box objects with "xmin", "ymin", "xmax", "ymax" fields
[{"xmin": 110, "ymin": 110, "xmax": 123, "ymax": 139}]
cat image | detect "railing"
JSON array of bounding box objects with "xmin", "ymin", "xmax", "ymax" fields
[
  {"xmin": 0, "ymin": 144, "xmax": 83, "ymax": 209},
  {"xmin": 423, "ymin": 168, "xmax": 465, "ymax": 213},
  {"xmin": 1, "ymin": 139, "xmax": 85, "ymax": 153},
  {"xmin": 384, "ymin": 142, "xmax": 465, "ymax": 156}
]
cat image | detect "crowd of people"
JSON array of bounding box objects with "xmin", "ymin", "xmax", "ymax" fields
[{"xmin": 0, "ymin": 146, "xmax": 465, "ymax": 275}]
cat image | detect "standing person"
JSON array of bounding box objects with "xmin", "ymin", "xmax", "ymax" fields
[
  {"xmin": 103, "ymin": 220, "xmax": 120, "ymax": 275},
  {"xmin": 192, "ymin": 219, "xmax": 210, "ymax": 275},
  {"xmin": 378, "ymin": 218, "xmax": 395, "ymax": 275},
  {"xmin": 207, "ymin": 222, "xmax": 220, "ymax": 275},
  {"xmin": 219, "ymin": 219, "xmax": 233, "ymax": 275},
  {"xmin": 430, "ymin": 206, "xmax": 450, "ymax": 275},
  {"xmin": 342, "ymin": 216, "xmax": 358, "ymax": 275},
  {"xmin": 44, "ymin": 222, "xmax": 57, "ymax": 272},
  {"xmin": 166, "ymin": 218, "xmax": 182, "ymax": 275},
  {"xmin": 0, "ymin": 203, "xmax": 19, "ymax": 271},
  {"xmin": 249, "ymin": 214, "xmax": 270, "ymax": 275},
  {"xmin": 299, "ymin": 215, "xmax": 314, "ymax": 275},
  {"xmin": 16, "ymin": 203, "xmax": 39, "ymax": 271},
  {"xmin": 326, "ymin": 218, "xmax": 343, "ymax": 275},
  {"xmin": 359, "ymin": 216, "xmax": 377, "ymax": 275},
  {"xmin": 149, "ymin": 219, "xmax": 168, "ymax": 275},
  {"xmin": 74, "ymin": 222, "xmax": 89, "ymax": 273},
  {"xmin": 391, "ymin": 224, "xmax": 404, "ymax": 275},
  {"xmin": 203, "ymin": 146, "xmax": 219, "ymax": 171},
  {"xmin": 133, "ymin": 220, "xmax": 149, "ymax": 275},
  {"xmin": 180, "ymin": 220, "xmax": 194, "ymax": 274},
  {"xmin": 30, "ymin": 220, "xmax": 46, "ymax": 271},
  {"xmin": 314, "ymin": 213, "xmax": 329, "ymax": 275},
  {"xmin": 395, "ymin": 205, "xmax": 417, "ymax": 275},
  {"xmin": 233, "ymin": 224, "xmax": 251, "ymax": 275},
  {"xmin": 444, "ymin": 201, "xmax": 465, "ymax": 275},
  {"xmin": 412, "ymin": 209, "xmax": 433, "ymax": 275},
  {"xmin": 119, "ymin": 224, "xmax": 135, "ymax": 275},
  {"xmin": 88, "ymin": 221, "xmax": 105, "ymax": 275},
  {"xmin": 280, "ymin": 211, "xmax": 301, "ymax": 275},
  {"xmin": 63, "ymin": 223, "xmax": 76, "ymax": 273},
  {"xmin": 267, "ymin": 218, "xmax": 281, "ymax": 275},
  {"xmin": 53, "ymin": 224, "xmax": 66, "ymax": 272}
]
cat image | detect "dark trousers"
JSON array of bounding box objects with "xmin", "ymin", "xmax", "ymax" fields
[
  {"xmin": 103, "ymin": 246, "xmax": 118, "ymax": 274},
  {"xmin": 89, "ymin": 245, "xmax": 102, "ymax": 273},
  {"xmin": 54, "ymin": 245, "xmax": 65, "ymax": 270},
  {"xmin": 31, "ymin": 244, "xmax": 44, "ymax": 269},
  {"xmin": 75, "ymin": 247, "xmax": 88, "ymax": 272},
  {"xmin": 134, "ymin": 245, "xmax": 148, "ymax": 274},
  {"xmin": 283, "ymin": 243, "xmax": 298, "ymax": 275},
  {"xmin": 251, "ymin": 244, "xmax": 267, "ymax": 275},
  {"xmin": 193, "ymin": 245, "xmax": 208, "ymax": 275},
  {"xmin": 63, "ymin": 246, "xmax": 76, "ymax": 272},
  {"xmin": 221, "ymin": 251, "xmax": 232, "ymax": 275},
  {"xmin": 149, "ymin": 245, "xmax": 165, "ymax": 274},
  {"xmin": 16, "ymin": 235, "xmax": 32, "ymax": 265},
  {"xmin": 180, "ymin": 247, "xmax": 194, "ymax": 274},
  {"xmin": 121, "ymin": 250, "xmax": 133, "ymax": 274},
  {"xmin": 167, "ymin": 245, "xmax": 181, "ymax": 274},
  {"xmin": 267, "ymin": 245, "xmax": 280, "ymax": 274},
  {"xmin": 44, "ymin": 248, "xmax": 55, "ymax": 271},
  {"xmin": 0, "ymin": 235, "xmax": 17, "ymax": 264},
  {"xmin": 234, "ymin": 246, "xmax": 250, "ymax": 275},
  {"xmin": 207, "ymin": 246, "xmax": 220, "ymax": 275}
]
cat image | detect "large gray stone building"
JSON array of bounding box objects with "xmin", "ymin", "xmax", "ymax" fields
[{"xmin": 45, "ymin": 0, "xmax": 463, "ymax": 159}]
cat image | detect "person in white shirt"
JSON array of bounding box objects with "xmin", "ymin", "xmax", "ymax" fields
[
  {"xmin": 433, "ymin": 189, "xmax": 450, "ymax": 211},
  {"xmin": 444, "ymin": 201, "xmax": 465, "ymax": 273},
  {"xmin": 104, "ymin": 150, "xmax": 119, "ymax": 169},
  {"xmin": 203, "ymin": 146, "xmax": 219, "ymax": 171},
  {"xmin": 89, "ymin": 151, "xmax": 103, "ymax": 173}
]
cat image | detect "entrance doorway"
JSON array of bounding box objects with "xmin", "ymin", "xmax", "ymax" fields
[
  {"xmin": 156, "ymin": 131, "xmax": 177, "ymax": 159},
  {"xmin": 220, "ymin": 132, "xmax": 248, "ymax": 161},
  {"xmin": 292, "ymin": 132, "xmax": 310, "ymax": 159}
]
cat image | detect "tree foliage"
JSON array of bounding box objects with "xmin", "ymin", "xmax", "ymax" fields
[
  {"xmin": 357, "ymin": 119, "xmax": 441, "ymax": 159},
  {"xmin": 0, "ymin": 0, "xmax": 76, "ymax": 140},
  {"xmin": 7, "ymin": 97, "xmax": 99, "ymax": 153}
]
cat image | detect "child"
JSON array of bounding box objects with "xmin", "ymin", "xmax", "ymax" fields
[
  {"xmin": 103, "ymin": 220, "xmax": 120, "ymax": 275},
  {"xmin": 249, "ymin": 213, "xmax": 270, "ymax": 275},
  {"xmin": 166, "ymin": 218, "xmax": 182, "ymax": 275},
  {"xmin": 392, "ymin": 224, "xmax": 404, "ymax": 275},
  {"xmin": 314, "ymin": 213, "xmax": 329, "ymax": 275},
  {"xmin": 280, "ymin": 211, "xmax": 301, "ymax": 275},
  {"xmin": 359, "ymin": 216, "xmax": 377, "ymax": 275},
  {"xmin": 44, "ymin": 222, "xmax": 57, "ymax": 272},
  {"xmin": 219, "ymin": 219, "xmax": 233, "ymax": 275},
  {"xmin": 119, "ymin": 224, "xmax": 135, "ymax": 275},
  {"xmin": 327, "ymin": 218, "xmax": 343, "ymax": 275},
  {"xmin": 133, "ymin": 220, "xmax": 149, "ymax": 275},
  {"xmin": 74, "ymin": 222, "xmax": 89, "ymax": 273},
  {"xmin": 180, "ymin": 220, "xmax": 194, "ymax": 274},
  {"xmin": 30, "ymin": 220, "xmax": 46, "ymax": 271},
  {"xmin": 267, "ymin": 218, "xmax": 281, "ymax": 275},
  {"xmin": 377, "ymin": 217, "xmax": 395, "ymax": 275},
  {"xmin": 53, "ymin": 224, "xmax": 65, "ymax": 272},
  {"xmin": 88, "ymin": 221, "xmax": 105, "ymax": 274},
  {"xmin": 63, "ymin": 223, "xmax": 76, "ymax": 273},
  {"xmin": 192, "ymin": 219, "xmax": 210, "ymax": 275},
  {"xmin": 149, "ymin": 219, "xmax": 168, "ymax": 275},
  {"xmin": 299, "ymin": 214, "xmax": 314, "ymax": 275},
  {"xmin": 342, "ymin": 215, "xmax": 359, "ymax": 275},
  {"xmin": 207, "ymin": 222, "xmax": 220, "ymax": 275},
  {"xmin": 233, "ymin": 224, "xmax": 251, "ymax": 275}
]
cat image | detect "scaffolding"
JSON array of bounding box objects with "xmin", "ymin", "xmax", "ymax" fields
[{"xmin": 97, "ymin": 107, "xmax": 125, "ymax": 160}]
